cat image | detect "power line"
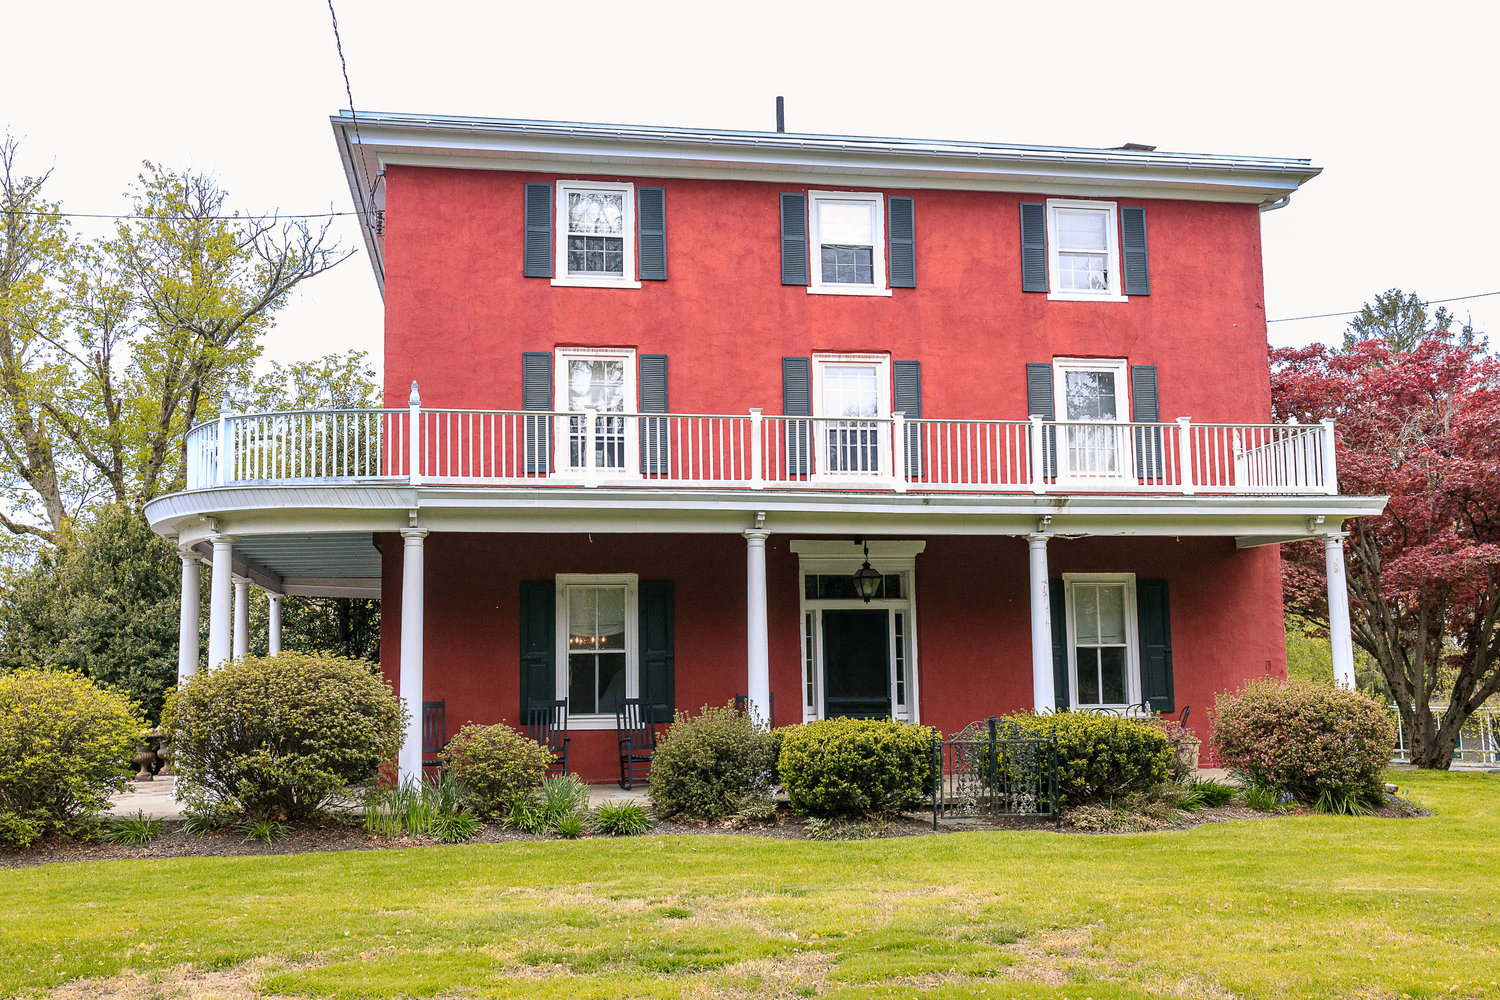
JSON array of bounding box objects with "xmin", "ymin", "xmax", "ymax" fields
[
  {"xmin": 1268, "ymin": 290, "xmax": 1500, "ymax": 323},
  {"xmin": 326, "ymin": 0, "xmax": 374, "ymax": 200}
]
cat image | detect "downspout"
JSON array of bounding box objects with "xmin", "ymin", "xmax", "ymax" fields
[{"xmin": 1259, "ymin": 194, "xmax": 1292, "ymax": 213}]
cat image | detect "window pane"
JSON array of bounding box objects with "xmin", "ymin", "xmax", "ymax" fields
[
  {"xmin": 818, "ymin": 201, "xmax": 873, "ymax": 245},
  {"xmin": 567, "ymin": 360, "xmax": 626, "ymax": 413},
  {"xmin": 596, "ymin": 587, "xmax": 627, "ymax": 650},
  {"xmin": 1076, "ymin": 648, "xmax": 1100, "ymax": 704},
  {"xmin": 820, "ymin": 244, "xmax": 874, "ymax": 285},
  {"xmin": 1100, "ymin": 647, "xmax": 1127, "ymax": 703},
  {"xmin": 597, "ymin": 652, "xmax": 627, "ymax": 714},
  {"xmin": 1055, "ymin": 208, "xmax": 1107, "ymax": 251},
  {"xmin": 1058, "ymin": 252, "xmax": 1109, "ymax": 292},
  {"xmin": 1073, "ymin": 585, "xmax": 1100, "ymax": 644},
  {"xmin": 823, "ymin": 365, "xmax": 879, "ymax": 418},
  {"xmin": 568, "ymin": 192, "xmax": 624, "ymax": 235},
  {"xmin": 1096, "ymin": 585, "xmax": 1127, "ymax": 644},
  {"xmin": 568, "ymin": 587, "xmax": 597, "ymax": 651},
  {"xmin": 1063, "ymin": 370, "xmax": 1118, "ymax": 421},
  {"xmin": 568, "ymin": 658, "xmax": 597, "ymax": 714}
]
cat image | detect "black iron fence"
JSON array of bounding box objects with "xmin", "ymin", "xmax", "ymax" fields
[{"xmin": 931, "ymin": 718, "xmax": 1058, "ymax": 828}]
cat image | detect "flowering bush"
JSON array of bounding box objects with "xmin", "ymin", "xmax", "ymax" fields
[
  {"xmin": 0, "ymin": 669, "xmax": 141, "ymax": 846},
  {"xmin": 1002, "ymin": 713, "xmax": 1173, "ymax": 809},
  {"xmin": 1212, "ymin": 678, "xmax": 1395, "ymax": 805},
  {"xmin": 444, "ymin": 723, "xmax": 553, "ymax": 819},
  {"xmin": 648, "ymin": 703, "xmax": 776, "ymax": 819},
  {"xmin": 778, "ymin": 718, "xmax": 938, "ymax": 816}
]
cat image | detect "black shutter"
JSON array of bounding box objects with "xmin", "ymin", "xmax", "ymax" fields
[
  {"xmin": 894, "ymin": 359, "xmax": 922, "ymax": 478},
  {"xmin": 1120, "ymin": 206, "xmax": 1150, "ymax": 296},
  {"xmin": 1050, "ymin": 579, "xmax": 1069, "ymax": 711},
  {"xmin": 639, "ymin": 580, "xmax": 675, "ymax": 724},
  {"xmin": 888, "ymin": 196, "xmax": 916, "ymax": 289},
  {"xmin": 1025, "ymin": 363, "xmax": 1057, "ymax": 480},
  {"xmin": 519, "ymin": 580, "xmax": 555, "ymax": 716},
  {"xmin": 1131, "ymin": 365, "xmax": 1163, "ymax": 481},
  {"xmin": 1020, "ymin": 202, "xmax": 1048, "ymax": 293},
  {"xmin": 639, "ymin": 354, "xmax": 669, "ymax": 476},
  {"xmin": 1137, "ymin": 579, "xmax": 1174, "ymax": 713},
  {"xmin": 782, "ymin": 356, "xmax": 812, "ymax": 476},
  {"xmin": 523, "ymin": 182, "xmax": 553, "ymax": 278},
  {"xmin": 780, "ymin": 193, "xmax": 809, "ymax": 286},
  {"xmin": 522, "ymin": 351, "xmax": 552, "ymax": 474},
  {"xmin": 638, "ymin": 187, "xmax": 667, "ymax": 281}
]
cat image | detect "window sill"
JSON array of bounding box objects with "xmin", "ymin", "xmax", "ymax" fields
[
  {"xmin": 1047, "ymin": 291, "xmax": 1129, "ymax": 303},
  {"xmin": 807, "ymin": 285, "xmax": 893, "ymax": 297},
  {"xmin": 563, "ymin": 714, "xmax": 626, "ymax": 731},
  {"xmin": 551, "ymin": 277, "xmax": 643, "ymax": 290}
]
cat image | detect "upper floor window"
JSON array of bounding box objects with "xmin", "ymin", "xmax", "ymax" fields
[
  {"xmin": 554, "ymin": 347, "xmax": 637, "ymax": 474},
  {"xmin": 554, "ymin": 180, "xmax": 639, "ymax": 289},
  {"xmin": 808, "ymin": 191, "xmax": 890, "ymax": 296},
  {"xmin": 812, "ymin": 353, "xmax": 891, "ymax": 475},
  {"xmin": 1046, "ymin": 199, "xmax": 1126, "ymax": 302}
]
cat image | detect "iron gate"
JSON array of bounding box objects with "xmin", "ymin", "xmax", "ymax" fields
[{"xmin": 931, "ymin": 718, "xmax": 1058, "ymax": 828}]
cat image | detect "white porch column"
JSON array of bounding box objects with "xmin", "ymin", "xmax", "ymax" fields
[
  {"xmin": 744, "ymin": 529, "xmax": 772, "ymax": 724},
  {"xmin": 207, "ymin": 535, "xmax": 235, "ymax": 670},
  {"xmin": 177, "ymin": 549, "xmax": 201, "ymax": 684},
  {"xmin": 1027, "ymin": 533, "xmax": 1057, "ymax": 712},
  {"xmin": 1325, "ymin": 533, "xmax": 1357, "ymax": 689},
  {"xmin": 398, "ymin": 529, "xmax": 428, "ymax": 784},
  {"xmin": 267, "ymin": 593, "xmax": 283, "ymax": 655},
  {"xmin": 232, "ymin": 576, "xmax": 251, "ymax": 661}
]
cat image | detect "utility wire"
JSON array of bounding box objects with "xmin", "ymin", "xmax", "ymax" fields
[
  {"xmin": 326, "ymin": 0, "xmax": 375, "ymax": 201},
  {"xmin": 1268, "ymin": 290, "xmax": 1500, "ymax": 323}
]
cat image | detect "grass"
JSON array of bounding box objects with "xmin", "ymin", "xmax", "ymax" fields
[{"xmin": 3, "ymin": 770, "xmax": 1498, "ymax": 998}]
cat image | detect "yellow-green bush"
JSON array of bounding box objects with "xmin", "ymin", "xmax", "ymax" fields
[
  {"xmin": 1001, "ymin": 713, "xmax": 1173, "ymax": 809},
  {"xmin": 777, "ymin": 718, "xmax": 938, "ymax": 816},
  {"xmin": 648, "ymin": 703, "xmax": 777, "ymax": 819},
  {"xmin": 163, "ymin": 653, "xmax": 404, "ymax": 820},
  {"xmin": 444, "ymin": 723, "xmax": 552, "ymax": 819},
  {"xmin": 0, "ymin": 668, "xmax": 141, "ymax": 846}
]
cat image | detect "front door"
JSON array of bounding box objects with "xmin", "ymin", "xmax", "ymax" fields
[{"xmin": 822, "ymin": 609, "xmax": 891, "ymax": 719}]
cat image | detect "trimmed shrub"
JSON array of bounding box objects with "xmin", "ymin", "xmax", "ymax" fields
[
  {"xmin": 777, "ymin": 718, "xmax": 938, "ymax": 817},
  {"xmin": 444, "ymin": 723, "xmax": 552, "ymax": 819},
  {"xmin": 1002, "ymin": 714, "xmax": 1173, "ymax": 810},
  {"xmin": 648, "ymin": 703, "xmax": 777, "ymax": 819},
  {"xmin": 0, "ymin": 668, "xmax": 141, "ymax": 847},
  {"xmin": 1212, "ymin": 678, "xmax": 1395, "ymax": 806},
  {"xmin": 162, "ymin": 653, "xmax": 404, "ymax": 820}
]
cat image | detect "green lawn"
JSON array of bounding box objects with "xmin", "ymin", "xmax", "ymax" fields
[{"xmin": 5, "ymin": 771, "xmax": 1499, "ymax": 999}]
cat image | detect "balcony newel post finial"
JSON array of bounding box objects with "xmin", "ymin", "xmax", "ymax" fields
[{"xmin": 408, "ymin": 380, "xmax": 422, "ymax": 486}]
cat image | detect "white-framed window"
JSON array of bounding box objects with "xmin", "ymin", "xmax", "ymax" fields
[
  {"xmin": 1053, "ymin": 357, "xmax": 1130, "ymax": 480},
  {"xmin": 1063, "ymin": 574, "xmax": 1140, "ymax": 709},
  {"xmin": 812, "ymin": 353, "xmax": 891, "ymax": 477},
  {"xmin": 553, "ymin": 180, "xmax": 640, "ymax": 289},
  {"xmin": 808, "ymin": 190, "xmax": 891, "ymax": 296},
  {"xmin": 1046, "ymin": 199, "xmax": 1125, "ymax": 302},
  {"xmin": 556, "ymin": 574, "xmax": 638, "ymax": 728},
  {"xmin": 554, "ymin": 347, "xmax": 637, "ymax": 476}
]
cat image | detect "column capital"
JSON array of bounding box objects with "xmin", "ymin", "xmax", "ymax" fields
[
  {"xmin": 210, "ymin": 532, "xmax": 237, "ymax": 545},
  {"xmin": 231, "ymin": 574, "xmax": 253, "ymax": 587},
  {"xmin": 266, "ymin": 592, "xmax": 284, "ymax": 603},
  {"xmin": 1026, "ymin": 532, "xmax": 1049, "ymax": 546},
  {"xmin": 401, "ymin": 528, "xmax": 429, "ymax": 541},
  {"xmin": 1321, "ymin": 531, "xmax": 1350, "ymax": 544},
  {"xmin": 743, "ymin": 529, "xmax": 771, "ymax": 543}
]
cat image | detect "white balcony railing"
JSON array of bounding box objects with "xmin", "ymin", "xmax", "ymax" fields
[{"xmin": 184, "ymin": 403, "xmax": 1339, "ymax": 497}]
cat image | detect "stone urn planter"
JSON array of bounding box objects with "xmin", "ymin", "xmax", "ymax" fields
[{"xmin": 1174, "ymin": 737, "xmax": 1202, "ymax": 778}]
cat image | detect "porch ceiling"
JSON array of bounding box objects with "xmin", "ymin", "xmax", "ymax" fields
[{"xmin": 188, "ymin": 531, "xmax": 381, "ymax": 599}]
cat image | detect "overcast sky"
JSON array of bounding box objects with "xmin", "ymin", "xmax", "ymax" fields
[{"xmin": 4, "ymin": 1, "xmax": 1495, "ymax": 378}]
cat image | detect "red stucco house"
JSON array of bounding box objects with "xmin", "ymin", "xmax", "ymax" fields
[{"xmin": 145, "ymin": 111, "xmax": 1384, "ymax": 783}]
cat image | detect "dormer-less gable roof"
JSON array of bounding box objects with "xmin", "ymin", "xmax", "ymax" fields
[{"xmin": 332, "ymin": 110, "xmax": 1321, "ymax": 293}]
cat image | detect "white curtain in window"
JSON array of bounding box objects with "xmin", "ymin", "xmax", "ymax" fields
[
  {"xmin": 1055, "ymin": 209, "xmax": 1107, "ymax": 251},
  {"xmin": 568, "ymin": 192, "xmax": 624, "ymax": 235},
  {"xmin": 567, "ymin": 360, "xmax": 626, "ymax": 413},
  {"xmin": 819, "ymin": 201, "xmax": 873, "ymax": 245}
]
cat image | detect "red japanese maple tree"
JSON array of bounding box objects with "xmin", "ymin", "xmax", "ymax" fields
[{"xmin": 1270, "ymin": 336, "xmax": 1500, "ymax": 768}]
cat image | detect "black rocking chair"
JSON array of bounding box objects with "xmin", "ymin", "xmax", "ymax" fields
[
  {"xmin": 616, "ymin": 698, "xmax": 660, "ymax": 790},
  {"xmin": 526, "ymin": 699, "xmax": 570, "ymax": 776},
  {"xmin": 422, "ymin": 699, "xmax": 447, "ymax": 776}
]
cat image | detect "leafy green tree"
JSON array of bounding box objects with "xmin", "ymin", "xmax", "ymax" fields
[{"xmin": 1342, "ymin": 288, "xmax": 1479, "ymax": 355}]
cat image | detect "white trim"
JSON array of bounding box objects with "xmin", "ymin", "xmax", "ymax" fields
[
  {"xmin": 1045, "ymin": 198, "xmax": 1128, "ymax": 303},
  {"xmin": 811, "ymin": 353, "xmax": 892, "ymax": 483},
  {"xmin": 1062, "ymin": 573, "xmax": 1140, "ymax": 710},
  {"xmin": 555, "ymin": 573, "xmax": 639, "ymax": 730},
  {"xmin": 552, "ymin": 347, "xmax": 639, "ymax": 481},
  {"xmin": 551, "ymin": 180, "xmax": 642, "ymax": 289},
  {"xmin": 807, "ymin": 190, "xmax": 889, "ymax": 296}
]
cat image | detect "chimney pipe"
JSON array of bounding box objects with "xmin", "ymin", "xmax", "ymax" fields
[{"xmin": 776, "ymin": 96, "xmax": 785, "ymax": 133}]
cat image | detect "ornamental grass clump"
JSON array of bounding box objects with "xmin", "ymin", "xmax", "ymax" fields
[
  {"xmin": 777, "ymin": 717, "xmax": 938, "ymax": 817},
  {"xmin": 1212, "ymin": 678, "xmax": 1395, "ymax": 808},
  {"xmin": 443, "ymin": 723, "xmax": 552, "ymax": 819},
  {"xmin": 0, "ymin": 668, "xmax": 141, "ymax": 847},
  {"xmin": 648, "ymin": 702, "xmax": 777, "ymax": 819},
  {"xmin": 1000, "ymin": 713, "xmax": 1173, "ymax": 810},
  {"xmin": 162, "ymin": 653, "xmax": 404, "ymax": 821}
]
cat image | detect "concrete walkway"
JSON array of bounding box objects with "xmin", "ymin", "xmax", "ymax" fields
[{"xmin": 106, "ymin": 777, "xmax": 650, "ymax": 820}]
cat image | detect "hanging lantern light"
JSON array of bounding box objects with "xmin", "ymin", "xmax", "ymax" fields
[{"xmin": 851, "ymin": 539, "xmax": 883, "ymax": 603}]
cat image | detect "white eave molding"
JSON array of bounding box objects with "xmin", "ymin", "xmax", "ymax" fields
[{"xmin": 331, "ymin": 111, "xmax": 1322, "ymax": 293}]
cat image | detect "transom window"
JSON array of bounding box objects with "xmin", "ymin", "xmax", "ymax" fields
[
  {"xmin": 1065, "ymin": 575, "xmax": 1138, "ymax": 709},
  {"xmin": 808, "ymin": 191, "xmax": 888, "ymax": 295},
  {"xmin": 553, "ymin": 181, "xmax": 637, "ymax": 288},
  {"xmin": 1046, "ymin": 199, "xmax": 1123, "ymax": 301},
  {"xmin": 556, "ymin": 575, "xmax": 638, "ymax": 725}
]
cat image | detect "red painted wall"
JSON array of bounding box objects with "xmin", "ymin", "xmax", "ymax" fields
[
  {"xmin": 380, "ymin": 166, "xmax": 1273, "ymax": 423},
  {"xmin": 379, "ymin": 532, "xmax": 1285, "ymax": 782}
]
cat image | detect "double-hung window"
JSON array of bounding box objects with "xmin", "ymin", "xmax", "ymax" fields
[
  {"xmin": 554, "ymin": 180, "xmax": 639, "ymax": 288},
  {"xmin": 557, "ymin": 575, "xmax": 638, "ymax": 725},
  {"xmin": 554, "ymin": 347, "xmax": 636, "ymax": 475},
  {"xmin": 812, "ymin": 353, "xmax": 890, "ymax": 476},
  {"xmin": 1046, "ymin": 199, "xmax": 1124, "ymax": 302},
  {"xmin": 1064, "ymin": 575, "xmax": 1139, "ymax": 709},
  {"xmin": 1054, "ymin": 357, "xmax": 1129, "ymax": 481},
  {"xmin": 808, "ymin": 191, "xmax": 889, "ymax": 296}
]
